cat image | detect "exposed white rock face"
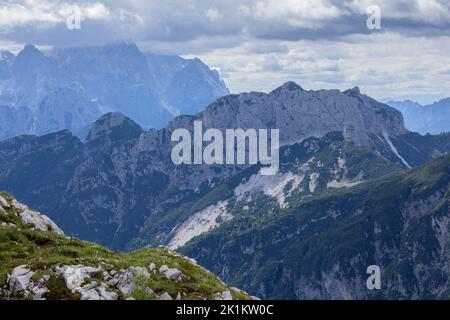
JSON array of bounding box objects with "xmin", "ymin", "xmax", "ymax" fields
[
  {"xmin": 129, "ymin": 266, "xmax": 150, "ymax": 278},
  {"xmin": 55, "ymin": 265, "xmax": 101, "ymax": 291},
  {"xmin": 6, "ymin": 266, "xmax": 50, "ymax": 299},
  {"xmin": 309, "ymin": 173, "xmax": 320, "ymax": 193},
  {"xmin": 55, "ymin": 265, "xmax": 119, "ymax": 300},
  {"xmin": 80, "ymin": 288, "xmax": 100, "ymax": 300},
  {"xmin": 96, "ymin": 288, "xmax": 114, "ymax": 300},
  {"xmin": 214, "ymin": 290, "xmax": 233, "ymax": 300},
  {"xmin": 104, "ymin": 266, "xmax": 153, "ymax": 297},
  {"xmin": 383, "ymin": 132, "xmax": 411, "ymax": 168},
  {"xmin": 168, "ymin": 201, "xmax": 232, "ymax": 250},
  {"xmin": 113, "ymin": 270, "xmax": 135, "ymax": 296},
  {"xmin": 11, "ymin": 199, "xmax": 27, "ymax": 210},
  {"xmin": 159, "ymin": 265, "xmax": 184, "ymax": 281},
  {"xmin": 19, "ymin": 208, "xmax": 64, "ymax": 235},
  {"xmin": 96, "ymin": 286, "xmax": 119, "ymax": 300},
  {"xmin": 234, "ymin": 171, "xmax": 304, "ymax": 208},
  {"xmin": 7, "ymin": 265, "xmax": 35, "ymax": 296},
  {"xmin": 327, "ymin": 180, "xmax": 362, "ymax": 189},
  {"xmin": 0, "ymin": 195, "xmax": 10, "ymax": 209},
  {"xmin": 3, "ymin": 198, "xmax": 64, "ymax": 234},
  {"xmin": 31, "ymin": 275, "xmax": 50, "ymax": 300},
  {"xmin": 76, "ymin": 281, "xmax": 118, "ymax": 300},
  {"xmin": 198, "ymin": 82, "xmax": 407, "ymax": 148},
  {"xmin": 158, "ymin": 292, "xmax": 173, "ymax": 300},
  {"xmin": 31, "ymin": 282, "xmax": 49, "ymax": 300}
]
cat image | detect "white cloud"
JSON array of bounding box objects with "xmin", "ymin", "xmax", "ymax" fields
[
  {"xmin": 194, "ymin": 33, "xmax": 450, "ymax": 103},
  {"xmin": 0, "ymin": 0, "xmax": 449, "ymax": 101},
  {"xmin": 249, "ymin": 0, "xmax": 344, "ymax": 27},
  {"xmin": 348, "ymin": 0, "xmax": 450, "ymax": 25},
  {"xmin": 0, "ymin": 0, "xmax": 138, "ymax": 32},
  {"xmin": 205, "ymin": 7, "xmax": 222, "ymax": 21}
]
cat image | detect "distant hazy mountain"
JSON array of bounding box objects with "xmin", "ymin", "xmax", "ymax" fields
[
  {"xmin": 0, "ymin": 42, "xmax": 229, "ymax": 140},
  {"xmin": 146, "ymin": 54, "xmax": 228, "ymax": 116},
  {"xmin": 388, "ymin": 99, "xmax": 450, "ymax": 134}
]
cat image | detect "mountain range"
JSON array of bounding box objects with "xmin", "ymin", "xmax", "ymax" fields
[
  {"xmin": 1, "ymin": 82, "xmax": 450, "ymax": 299},
  {"xmin": 388, "ymin": 99, "xmax": 450, "ymax": 135},
  {"xmin": 0, "ymin": 42, "xmax": 228, "ymax": 140}
]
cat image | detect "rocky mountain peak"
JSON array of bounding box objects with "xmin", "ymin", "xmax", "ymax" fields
[
  {"xmin": 198, "ymin": 82, "xmax": 407, "ymax": 148},
  {"xmin": 0, "ymin": 50, "xmax": 13, "ymax": 61},
  {"xmin": 433, "ymin": 97, "xmax": 450, "ymax": 106},
  {"xmin": 270, "ymin": 81, "xmax": 303, "ymax": 95},
  {"xmin": 12, "ymin": 44, "xmax": 54, "ymax": 80},
  {"xmin": 344, "ymin": 86, "xmax": 361, "ymax": 96},
  {"xmin": 15, "ymin": 44, "xmax": 48, "ymax": 66},
  {"xmin": 19, "ymin": 44, "xmax": 41, "ymax": 56},
  {"xmin": 86, "ymin": 112, "xmax": 143, "ymax": 144}
]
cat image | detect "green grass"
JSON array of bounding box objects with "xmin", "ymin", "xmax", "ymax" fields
[{"xmin": 0, "ymin": 192, "xmax": 251, "ymax": 300}]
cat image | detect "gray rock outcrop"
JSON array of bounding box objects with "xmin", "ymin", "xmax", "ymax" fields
[
  {"xmin": 19, "ymin": 208, "xmax": 64, "ymax": 235},
  {"xmin": 159, "ymin": 265, "xmax": 184, "ymax": 282},
  {"xmin": 214, "ymin": 290, "xmax": 233, "ymax": 300},
  {"xmin": 7, "ymin": 265, "xmax": 35, "ymax": 296}
]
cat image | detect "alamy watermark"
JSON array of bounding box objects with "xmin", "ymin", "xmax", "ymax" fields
[
  {"xmin": 366, "ymin": 265, "xmax": 381, "ymax": 290},
  {"xmin": 66, "ymin": 6, "xmax": 82, "ymax": 30},
  {"xmin": 171, "ymin": 121, "xmax": 280, "ymax": 175},
  {"xmin": 366, "ymin": 5, "xmax": 382, "ymax": 30}
]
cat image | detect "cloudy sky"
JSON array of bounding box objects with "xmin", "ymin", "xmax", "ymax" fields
[{"xmin": 1, "ymin": 0, "xmax": 449, "ymax": 103}]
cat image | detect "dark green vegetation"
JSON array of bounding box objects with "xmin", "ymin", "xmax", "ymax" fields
[{"xmin": 181, "ymin": 154, "xmax": 450, "ymax": 299}]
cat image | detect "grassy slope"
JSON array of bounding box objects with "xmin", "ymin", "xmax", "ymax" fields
[{"xmin": 0, "ymin": 192, "xmax": 250, "ymax": 300}]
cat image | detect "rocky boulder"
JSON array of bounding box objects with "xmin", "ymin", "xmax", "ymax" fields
[
  {"xmin": 55, "ymin": 265, "xmax": 101, "ymax": 291},
  {"xmin": 159, "ymin": 265, "xmax": 184, "ymax": 282},
  {"xmin": 157, "ymin": 292, "xmax": 173, "ymax": 300},
  {"xmin": 214, "ymin": 290, "xmax": 233, "ymax": 300},
  {"xmin": 0, "ymin": 195, "xmax": 10, "ymax": 209},
  {"xmin": 19, "ymin": 208, "xmax": 64, "ymax": 235},
  {"xmin": 129, "ymin": 266, "xmax": 150, "ymax": 278},
  {"xmin": 7, "ymin": 265, "xmax": 35, "ymax": 296}
]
